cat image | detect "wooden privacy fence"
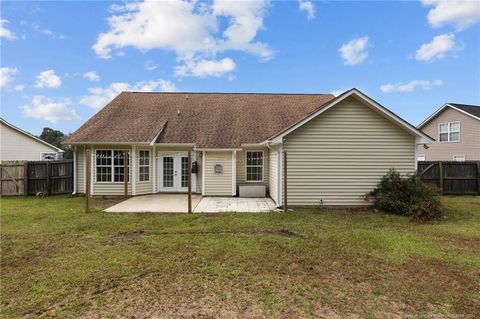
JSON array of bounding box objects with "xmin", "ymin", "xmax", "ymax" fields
[
  {"xmin": 0, "ymin": 160, "xmax": 73, "ymax": 196},
  {"xmin": 418, "ymin": 161, "xmax": 480, "ymax": 195}
]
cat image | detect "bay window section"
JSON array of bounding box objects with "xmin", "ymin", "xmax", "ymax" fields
[{"xmin": 95, "ymin": 150, "xmax": 130, "ymax": 183}]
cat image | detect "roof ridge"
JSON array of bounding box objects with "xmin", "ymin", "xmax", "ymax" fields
[
  {"xmin": 448, "ymin": 103, "xmax": 480, "ymax": 108},
  {"xmin": 122, "ymin": 91, "xmax": 333, "ymax": 96}
]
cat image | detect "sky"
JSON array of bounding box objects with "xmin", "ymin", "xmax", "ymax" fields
[{"xmin": 1, "ymin": 0, "xmax": 479, "ymax": 136}]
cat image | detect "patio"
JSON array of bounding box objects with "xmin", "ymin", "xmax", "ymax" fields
[{"xmin": 104, "ymin": 194, "xmax": 278, "ymax": 213}]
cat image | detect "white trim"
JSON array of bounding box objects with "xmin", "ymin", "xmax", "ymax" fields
[
  {"xmin": 72, "ymin": 148, "xmax": 77, "ymax": 195},
  {"xmin": 418, "ymin": 103, "xmax": 480, "ymax": 128},
  {"xmin": 93, "ymin": 148, "xmax": 131, "ymax": 184},
  {"xmin": 232, "ymin": 150, "xmax": 237, "ymax": 196},
  {"xmin": 68, "ymin": 141, "xmax": 150, "ymax": 145},
  {"xmin": 453, "ymin": 155, "xmax": 465, "ymax": 162},
  {"xmin": 137, "ymin": 148, "xmax": 151, "ymax": 182},
  {"xmin": 245, "ymin": 150, "xmax": 265, "ymax": 182},
  {"xmin": 202, "ymin": 151, "xmax": 206, "ymax": 196},
  {"xmin": 438, "ymin": 121, "xmax": 460, "ymax": 143},
  {"xmin": 156, "ymin": 143, "xmax": 196, "ymax": 147},
  {"xmin": 277, "ymin": 144, "xmax": 283, "ymax": 207},
  {"xmin": 0, "ymin": 118, "xmax": 64, "ymax": 152},
  {"xmin": 267, "ymin": 89, "xmax": 434, "ymax": 145},
  {"xmin": 132, "ymin": 145, "xmax": 137, "ymax": 195},
  {"xmin": 90, "ymin": 146, "xmax": 94, "ymax": 196}
]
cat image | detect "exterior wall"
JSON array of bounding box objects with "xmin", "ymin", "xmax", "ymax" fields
[
  {"xmin": 236, "ymin": 148, "xmax": 269, "ymax": 186},
  {"xmin": 418, "ymin": 107, "xmax": 480, "ymax": 161},
  {"xmin": 203, "ymin": 151, "xmax": 232, "ymax": 196},
  {"xmin": 76, "ymin": 146, "xmax": 85, "ymax": 193},
  {"xmin": 0, "ymin": 122, "xmax": 60, "ymax": 162},
  {"xmin": 268, "ymin": 145, "xmax": 280, "ymax": 204},
  {"xmin": 284, "ymin": 96, "xmax": 416, "ymax": 206}
]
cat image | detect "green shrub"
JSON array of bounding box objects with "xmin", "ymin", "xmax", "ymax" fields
[{"xmin": 366, "ymin": 169, "xmax": 444, "ymax": 220}]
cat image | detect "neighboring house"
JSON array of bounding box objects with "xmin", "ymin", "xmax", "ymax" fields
[
  {"xmin": 417, "ymin": 103, "xmax": 480, "ymax": 162},
  {"xmin": 65, "ymin": 89, "xmax": 433, "ymax": 207},
  {"xmin": 0, "ymin": 118, "xmax": 64, "ymax": 163}
]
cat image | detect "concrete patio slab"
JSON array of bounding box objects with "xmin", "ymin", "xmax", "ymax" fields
[
  {"xmin": 194, "ymin": 197, "xmax": 277, "ymax": 213},
  {"xmin": 104, "ymin": 194, "xmax": 203, "ymax": 213}
]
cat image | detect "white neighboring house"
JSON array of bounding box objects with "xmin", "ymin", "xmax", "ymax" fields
[{"xmin": 0, "ymin": 118, "xmax": 64, "ymax": 163}]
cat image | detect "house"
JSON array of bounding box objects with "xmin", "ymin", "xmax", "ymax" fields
[
  {"xmin": 65, "ymin": 89, "xmax": 433, "ymax": 207},
  {"xmin": 417, "ymin": 103, "xmax": 480, "ymax": 162},
  {"xmin": 0, "ymin": 118, "xmax": 64, "ymax": 163}
]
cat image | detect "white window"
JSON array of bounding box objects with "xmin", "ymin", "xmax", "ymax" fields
[
  {"xmin": 417, "ymin": 154, "xmax": 426, "ymax": 161},
  {"xmin": 246, "ymin": 151, "xmax": 263, "ymax": 182},
  {"xmin": 453, "ymin": 155, "xmax": 465, "ymax": 162},
  {"xmin": 138, "ymin": 150, "xmax": 150, "ymax": 182},
  {"xmin": 41, "ymin": 152, "xmax": 57, "ymax": 160},
  {"xmin": 439, "ymin": 122, "xmax": 460, "ymax": 142},
  {"xmin": 95, "ymin": 150, "xmax": 131, "ymax": 183}
]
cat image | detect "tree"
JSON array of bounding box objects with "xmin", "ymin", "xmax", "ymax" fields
[{"xmin": 38, "ymin": 128, "xmax": 73, "ymax": 159}]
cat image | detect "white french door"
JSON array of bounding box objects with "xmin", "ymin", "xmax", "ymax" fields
[{"xmin": 158, "ymin": 152, "xmax": 193, "ymax": 192}]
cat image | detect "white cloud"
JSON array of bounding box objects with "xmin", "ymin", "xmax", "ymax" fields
[
  {"xmin": 34, "ymin": 69, "xmax": 62, "ymax": 88},
  {"xmin": 299, "ymin": 0, "xmax": 315, "ymax": 20},
  {"xmin": 415, "ymin": 33, "xmax": 457, "ymax": 62},
  {"xmin": 32, "ymin": 23, "xmax": 67, "ymax": 39},
  {"xmin": 339, "ymin": 36, "xmax": 369, "ymax": 66},
  {"xmin": 145, "ymin": 60, "xmax": 158, "ymax": 71},
  {"xmin": 0, "ymin": 67, "xmax": 18, "ymax": 87},
  {"xmin": 83, "ymin": 71, "xmax": 100, "ymax": 82},
  {"xmin": 80, "ymin": 79, "xmax": 177, "ymax": 109},
  {"xmin": 380, "ymin": 80, "xmax": 443, "ymax": 93},
  {"xmin": 14, "ymin": 84, "xmax": 25, "ymax": 92},
  {"xmin": 21, "ymin": 96, "xmax": 81, "ymax": 123},
  {"xmin": 92, "ymin": 0, "xmax": 272, "ymax": 76},
  {"xmin": 421, "ymin": 0, "xmax": 480, "ymax": 31},
  {"xmin": 175, "ymin": 57, "xmax": 235, "ymax": 77},
  {"xmin": 0, "ymin": 19, "xmax": 17, "ymax": 40}
]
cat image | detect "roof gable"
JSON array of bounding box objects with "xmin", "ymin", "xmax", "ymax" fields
[
  {"xmin": 0, "ymin": 118, "xmax": 63, "ymax": 152},
  {"xmin": 268, "ymin": 89, "xmax": 434, "ymax": 144},
  {"xmin": 418, "ymin": 103, "xmax": 480, "ymax": 128}
]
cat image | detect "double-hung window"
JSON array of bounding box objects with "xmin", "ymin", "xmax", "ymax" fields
[
  {"xmin": 439, "ymin": 122, "xmax": 460, "ymax": 142},
  {"xmin": 96, "ymin": 150, "xmax": 130, "ymax": 182},
  {"xmin": 246, "ymin": 151, "xmax": 264, "ymax": 182},
  {"xmin": 138, "ymin": 150, "xmax": 150, "ymax": 182}
]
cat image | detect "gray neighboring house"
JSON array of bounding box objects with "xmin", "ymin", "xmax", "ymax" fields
[
  {"xmin": 0, "ymin": 118, "xmax": 64, "ymax": 163},
  {"xmin": 66, "ymin": 89, "xmax": 433, "ymax": 207},
  {"xmin": 417, "ymin": 103, "xmax": 480, "ymax": 162}
]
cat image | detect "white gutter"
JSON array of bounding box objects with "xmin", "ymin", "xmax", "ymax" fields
[
  {"xmin": 195, "ymin": 148, "xmax": 242, "ymax": 151},
  {"xmin": 67, "ymin": 141, "xmax": 151, "ymax": 145}
]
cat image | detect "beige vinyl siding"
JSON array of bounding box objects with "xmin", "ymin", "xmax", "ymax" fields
[
  {"xmin": 93, "ymin": 145, "xmax": 132, "ymax": 196},
  {"xmin": 0, "ymin": 122, "xmax": 60, "ymax": 162},
  {"xmin": 284, "ymin": 96, "xmax": 415, "ymax": 206},
  {"xmin": 418, "ymin": 107, "xmax": 480, "ymax": 161},
  {"xmin": 136, "ymin": 147, "xmax": 153, "ymax": 195},
  {"xmin": 268, "ymin": 146, "xmax": 279, "ymax": 204},
  {"xmin": 76, "ymin": 147, "xmax": 85, "ymax": 193},
  {"xmin": 203, "ymin": 151, "xmax": 232, "ymax": 196},
  {"xmin": 236, "ymin": 149, "xmax": 269, "ymax": 184}
]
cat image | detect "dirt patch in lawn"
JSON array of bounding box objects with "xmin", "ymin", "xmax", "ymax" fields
[{"xmin": 437, "ymin": 235, "xmax": 480, "ymax": 254}]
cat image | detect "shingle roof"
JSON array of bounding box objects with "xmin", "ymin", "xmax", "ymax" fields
[
  {"xmin": 449, "ymin": 103, "xmax": 480, "ymax": 118},
  {"xmin": 66, "ymin": 92, "xmax": 335, "ymax": 148}
]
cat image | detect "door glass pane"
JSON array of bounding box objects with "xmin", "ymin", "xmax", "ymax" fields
[
  {"xmin": 163, "ymin": 157, "xmax": 173, "ymax": 187},
  {"xmin": 181, "ymin": 157, "xmax": 188, "ymax": 188}
]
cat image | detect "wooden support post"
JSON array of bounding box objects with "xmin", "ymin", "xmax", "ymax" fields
[
  {"xmin": 124, "ymin": 151, "xmax": 129, "ymax": 198},
  {"xmin": 85, "ymin": 149, "xmax": 91, "ymax": 213},
  {"xmin": 283, "ymin": 151, "xmax": 287, "ymax": 213},
  {"xmin": 438, "ymin": 162, "xmax": 443, "ymax": 194},
  {"xmin": 188, "ymin": 150, "xmax": 192, "ymax": 213},
  {"xmin": 477, "ymin": 161, "xmax": 480, "ymax": 195}
]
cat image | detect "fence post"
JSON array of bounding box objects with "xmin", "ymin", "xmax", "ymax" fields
[
  {"xmin": 438, "ymin": 162, "xmax": 443, "ymax": 194},
  {"xmin": 85, "ymin": 149, "xmax": 91, "ymax": 213},
  {"xmin": 283, "ymin": 151, "xmax": 288, "ymax": 213},
  {"xmin": 24, "ymin": 163, "xmax": 28, "ymax": 196},
  {"xmin": 477, "ymin": 161, "xmax": 480, "ymax": 195}
]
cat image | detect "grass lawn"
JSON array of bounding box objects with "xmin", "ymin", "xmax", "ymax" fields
[{"xmin": 1, "ymin": 196, "xmax": 479, "ymax": 318}]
